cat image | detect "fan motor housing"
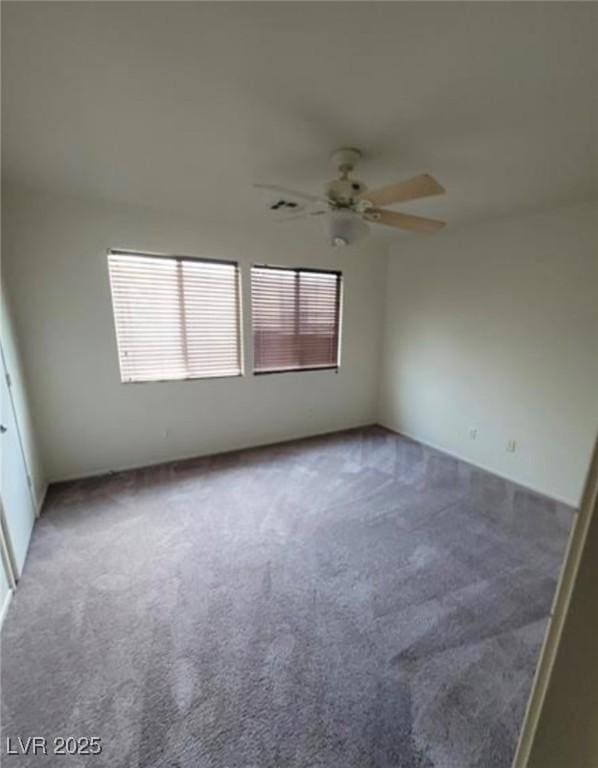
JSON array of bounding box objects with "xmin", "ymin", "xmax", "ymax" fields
[{"xmin": 325, "ymin": 178, "xmax": 367, "ymax": 207}]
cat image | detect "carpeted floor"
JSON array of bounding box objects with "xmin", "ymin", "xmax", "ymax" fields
[{"xmin": 1, "ymin": 426, "xmax": 574, "ymax": 767}]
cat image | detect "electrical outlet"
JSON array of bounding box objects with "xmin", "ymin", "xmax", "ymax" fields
[
  {"xmin": 507, "ymin": 439, "xmax": 517, "ymax": 453},
  {"xmin": 469, "ymin": 427, "xmax": 478, "ymax": 440}
]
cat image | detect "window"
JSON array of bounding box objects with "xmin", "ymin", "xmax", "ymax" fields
[
  {"xmin": 108, "ymin": 250, "xmax": 242, "ymax": 383},
  {"xmin": 251, "ymin": 265, "xmax": 342, "ymax": 374}
]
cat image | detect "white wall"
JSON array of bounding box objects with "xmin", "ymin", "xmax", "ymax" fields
[
  {"xmin": 2, "ymin": 185, "xmax": 387, "ymax": 482},
  {"xmin": 1, "ymin": 287, "xmax": 46, "ymax": 509},
  {"xmin": 379, "ymin": 201, "xmax": 598, "ymax": 507},
  {"xmin": 4, "ymin": 184, "xmax": 596, "ymax": 505}
]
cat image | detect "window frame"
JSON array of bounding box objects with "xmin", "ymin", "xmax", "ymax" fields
[
  {"xmin": 107, "ymin": 248, "xmax": 244, "ymax": 384},
  {"xmin": 250, "ymin": 263, "xmax": 343, "ymax": 377}
]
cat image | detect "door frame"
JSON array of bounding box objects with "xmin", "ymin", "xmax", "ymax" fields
[
  {"xmin": 512, "ymin": 436, "xmax": 598, "ymax": 767},
  {"xmin": 0, "ymin": 497, "xmax": 18, "ymax": 589},
  {"xmin": 0, "ymin": 341, "xmax": 38, "ymax": 581},
  {"xmin": 0, "ymin": 342, "xmax": 38, "ymax": 516}
]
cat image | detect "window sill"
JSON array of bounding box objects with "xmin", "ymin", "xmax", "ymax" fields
[
  {"xmin": 120, "ymin": 372, "xmax": 244, "ymax": 384},
  {"xmin": 253, "ymin": 366, "xmax": 339, "ymax": 376}
]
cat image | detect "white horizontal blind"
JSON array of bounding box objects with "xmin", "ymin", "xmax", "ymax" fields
[
  {"xmin": 252, "ymin": 266, "xmax": 341, "ymax": 374},
  {"xmin": 108, "ymin": 251, "xmax": 241, "ymax": 382}
]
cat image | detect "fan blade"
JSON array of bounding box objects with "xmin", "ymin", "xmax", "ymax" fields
[
  {"xmin": 254, "ymin": 183, "xmax": 326, "ymax": 204},
  {"xmin": 274, "ymin": 210, "xmax": 328, "ymax": 223},
  {"xmin": 365, "ymin": 208, "xmax": 446, "ymax": 233},
  {"xmin": 361, "ymin": 174, "xmax": 445, "ymax": 207}
]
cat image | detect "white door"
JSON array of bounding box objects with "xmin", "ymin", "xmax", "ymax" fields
[{"xmin": 0, "ymin": 352, "xmax": 36, "ymax": 578}]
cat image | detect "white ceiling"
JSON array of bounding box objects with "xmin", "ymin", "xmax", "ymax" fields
[{"xmin": 2, "ymin": 2, "xmax": 597, "ymax": 236}]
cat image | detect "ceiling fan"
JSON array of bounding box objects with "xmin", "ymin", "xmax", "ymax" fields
[{"xmin": 255, "ymin": 147, "xmax": 446, "ymax": 247}]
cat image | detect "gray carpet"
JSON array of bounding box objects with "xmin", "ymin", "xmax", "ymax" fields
[{"xmin": 1, "ymin": 426, "xmax": 573, "ymax": 767}]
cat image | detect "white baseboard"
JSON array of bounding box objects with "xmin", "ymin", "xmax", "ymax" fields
[
  {"xmin": 377, "ymin": 422, "xmax": 578, "ymax": 509},
  {"xmin": 0, "ymin": 588, "xmax": 14, "ymax": 631},
  {"xmin": 48, "ymin": 422, "xmax": 377, "ymax": 485}
]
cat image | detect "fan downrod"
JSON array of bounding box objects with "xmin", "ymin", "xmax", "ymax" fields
[{"xmin": 330, "ymin": 147, "xmax": 362, "ymax": 178}]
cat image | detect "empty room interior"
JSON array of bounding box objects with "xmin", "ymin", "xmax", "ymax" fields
[{"xmin": 1, "ymin": 3, "xmax": 597, "ymax": 767}]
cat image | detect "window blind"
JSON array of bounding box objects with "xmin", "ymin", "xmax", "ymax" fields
[
  {"xmin": 108, "ymin": 251, "xmax": 242, "ymax": 383},
  {"xmin": 251, "ymin": 266, "xmax": 342, "ymax": 374}
]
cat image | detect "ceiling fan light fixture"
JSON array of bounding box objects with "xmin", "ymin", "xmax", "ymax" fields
[
  {"xmin": 327, "ymin": 209, "xmax": 369, "ymax": 247},
  {"xmin": 256, "ymin": 152, "xmax": 446, "ymax": 242},
  {"xmin": 332, "ymin": 235, "xmax": 348, "ymax": 247}
]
